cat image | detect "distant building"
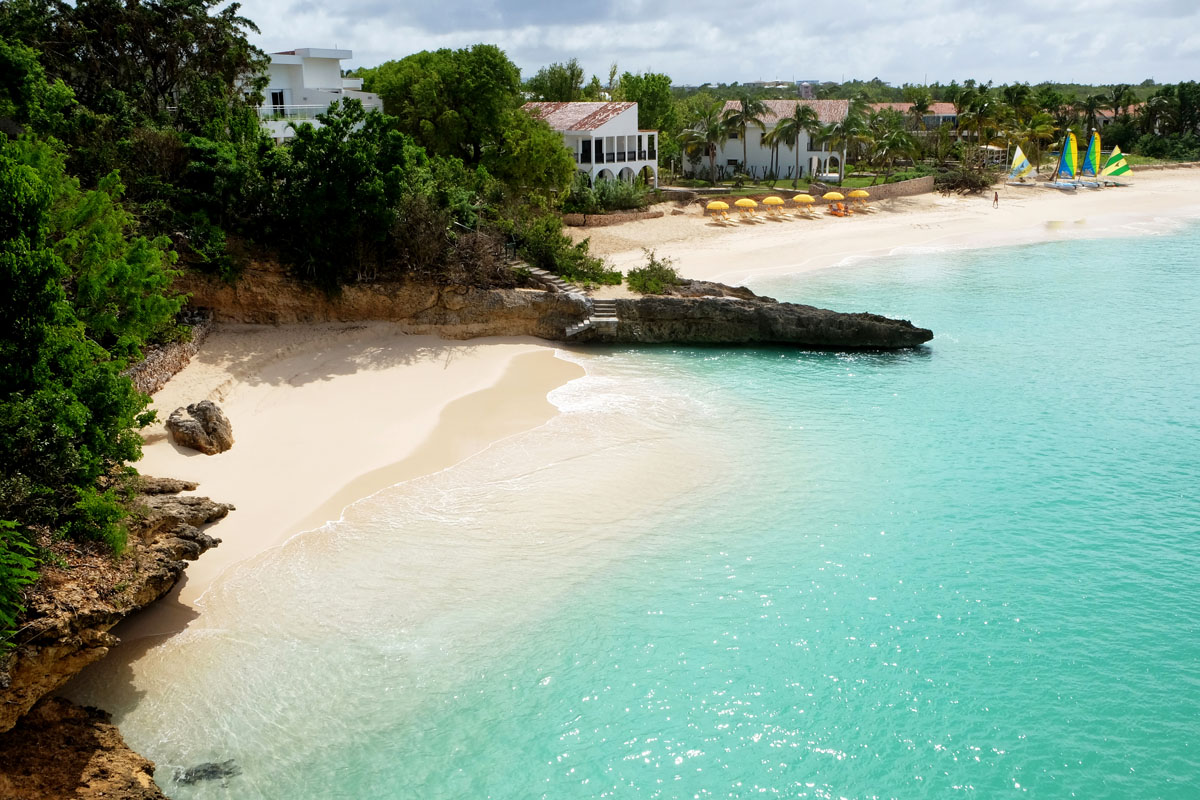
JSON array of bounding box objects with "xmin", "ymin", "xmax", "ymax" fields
[
  {"xmin": 797, "ymin": 82, "xmax": 817, "ymax": 100},
  {"xmin": 707, "ymin": 99, "xmax": 851, "ymax": 181},
  {"xmin": 523, "ymin": 101, "xmax": 659, "ymax": 186},
  {"xmin": 870, "ymin": 102, "xmax": 959, "ymax": 130},
  {"xmin": 259, "ymin": 48, "xmax": 383, "ymax": 141}
]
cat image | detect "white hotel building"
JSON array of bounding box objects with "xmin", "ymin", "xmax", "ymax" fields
[
  {"xmin": 523, "ymin": 101, "xmax": 659, "ymax": 186},
  {"xmin": 258, "ymin": 48, "xmax": 383, "ymax": 141}
]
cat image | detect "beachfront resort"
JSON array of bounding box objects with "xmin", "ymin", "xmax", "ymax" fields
[{"xmin": 3, "ymin": 4, "xmax": 1200, "ymax": 796}]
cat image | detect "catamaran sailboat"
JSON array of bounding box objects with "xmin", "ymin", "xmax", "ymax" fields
[
  {"xmin": 1045, "ymin": 131, "xmax": 1080, "ymax": 191},
  {"xmin": 1005, "ymin": 145, "xmax": 1038, "ymax": 186}
]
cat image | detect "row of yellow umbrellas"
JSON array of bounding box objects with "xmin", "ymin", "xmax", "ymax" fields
[{"xmin": 707, "ymin": 189, "xmax": 869, "ymax": 213}]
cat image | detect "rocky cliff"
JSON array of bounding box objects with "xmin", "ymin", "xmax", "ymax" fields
[
  {"xmin": 0, "ymin": 478, "xmax": 232, "ymax": 797},
  {"xmin": 178, "ymin": 263, "xmax": 932, "ymax": 349}
]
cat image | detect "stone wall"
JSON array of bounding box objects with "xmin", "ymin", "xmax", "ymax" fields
[
  {"xmin": 563, "ymin": 209, "xmax": 665, "ymax": 227},
  {"xmin": 122, "ymin": 312, "xmax": 213, "ymax": 396},
  {"xmin": 810, "ymin": 175, "xmax": 934, "ymax": 202}
]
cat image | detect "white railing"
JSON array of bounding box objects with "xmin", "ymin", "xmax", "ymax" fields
[{"xmin": 258, "ymin": 102, "xmax": 385, "ymax": 122}]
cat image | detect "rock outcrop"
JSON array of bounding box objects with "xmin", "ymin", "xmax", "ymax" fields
[
  {"xmin": 167, "ymin": 401, "xmax": 234, "ymax": 454},
  {"xmin": 0, "ymin": 478, "xmax": 231, "ymax": 735},
  {"xmin": 122, "ymin": 310, "xmax": 213, "ymax": 396},
  {"xmin": 580, "ymin": 294, "xmax": 933, "ymax": 348},
  {"xmin": 177, "ymin": 260, "xmax": 932, "ymax": 349},
  {"xmin": 0, "ymin": 697, "xmax": 168, "ymax": 800}
]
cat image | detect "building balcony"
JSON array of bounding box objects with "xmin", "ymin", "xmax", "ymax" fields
[
  {"xmin": 257, "ymin": 102, "xmax": 383, "ymax": 122},
  {"xmin": 605, "ymin": 153, "xmax": 615, "ymax": 163}
]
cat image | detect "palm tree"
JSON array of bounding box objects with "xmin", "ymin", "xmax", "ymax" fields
[
  {"xmin": 908, "ymin": 92, "xmax": 933, "ymax": 131},
  {"xmin": 1075, "ymin": 93, "xmax": 1106, "ymax": 134},
  {"xmin": 818, "ymin": 94, "xmax": 869, "ymax": 182},
  {"xmin": 721, "ymin": 95, "xmax": 768, "ymax": 174},
  {"xmin": 773, "ymin": 102, "xmax": 821, "ymax": 186},
  {"xmin": 679, "ymin": 99, "xmax": 725, "ymax": 183},
  {"xmin": 1015, "ymin": 112, "xmax": 1057, "ymax": 174},
  {"xmin": 1106, "ymin": 83, "xmax": 1135, "ymax": 119}
]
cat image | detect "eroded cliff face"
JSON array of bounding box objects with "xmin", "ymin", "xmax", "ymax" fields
[
  {"xmin": 0, "ymin": 698, "xmax": 168, "ymax": 800},
  {"xmin": 0, "ymin": 478, "xmax": 231, "ymax": 798},
  {"xmin": 179, "ymin": 263, "xmax": 933, "ymax": 349},
  {"xmin": 175, "ymin": 261, "xmax": 588, "ymax": 338}
]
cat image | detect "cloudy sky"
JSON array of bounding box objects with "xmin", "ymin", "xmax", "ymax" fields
[{"xmin": 236, "ymin": 0, "xmax": 1199, "ymax": 86}]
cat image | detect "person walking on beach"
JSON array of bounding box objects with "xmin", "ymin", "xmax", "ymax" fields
[{"xmin": 993, "ymin": 191, "xmax": 999, "ymax": 209}]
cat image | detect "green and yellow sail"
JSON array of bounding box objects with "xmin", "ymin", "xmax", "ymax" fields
[
  {"xmin": 1008, "ymin": 145, "xmax": 1034, "ymax": 180},
  {"xmin": 1056, "ymin": 131, "xmax": 1078, "ymax": 179},
  {"xmin": 1080, "ymin": 131, "xmax": 1101, "ymax": 178},
  {"xmin": 1101, "ymin": 146, "xmax": 1131, "ymax": 177}
]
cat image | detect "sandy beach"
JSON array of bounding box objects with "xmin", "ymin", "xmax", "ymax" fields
[
  {"xmin": 577, "ymin": 168, "xmax": 1200, "ymax": 290},
  {"xmin": 132, "ymin": 326, "xmax": 582, "ymax": 626}
]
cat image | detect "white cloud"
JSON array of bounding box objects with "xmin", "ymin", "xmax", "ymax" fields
[{"xmin": 232, "ymin": 0, "xmax": 1199, "ymax": 85}]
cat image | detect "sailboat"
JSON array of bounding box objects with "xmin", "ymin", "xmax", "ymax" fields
[
  {"xmin": 1005, "ymin": 145, "xmax": 1037, "ymax": 186},
  {"xmin": 1075, "ymin": 130, "xmax": 1103, "ymax": 188},
  {"xmin": 1100, "ymin": 145, "xmax": 1133, "ymax": 186},
  {"xmin": 1045, "ymin": 131, "xmax": 1080, "ymax": 191}
]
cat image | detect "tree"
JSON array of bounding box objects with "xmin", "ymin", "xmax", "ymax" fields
[
  {"xmin": 1015, "ymin": 112, "xmax": 1057, "ymax": 173},
  {"xmin": 271, "ymin": 99, "xmax": 429, "ymax": 286},
  {"xmin": 364, "ymin": 44, "xmax": 522, "ymax": 165},
  {"xmin": 1, "ymin": 139, "xmax": 165, "ymax": 550},
  {"xmin": 620, "ymin": 72, "xmax": 677, "ymax": 133},
  {"xmin": 817, "ymin": 94, "xmax": 868, "ymax": 181},
  {"xmin": 1106, "ymin": 83, "xmax": 1135, "ymax": 119},
  {"xmin": 1075, "ymin": 93, "xmax": 1106, "ymax": 135},
  {"xmin": 721, "ymin": 95, "xmax": 767, "ymax": 172},
  {"xmin": 484, "ymin": 109, "xmax": 575, "ymax": 205},
  {"xmin": 525, "ymin": 59, "xmax": 585, "ymax": 102},
  {"xmin": 680, "ymin": 98, "xmax": 725, "ymax": 182},
  {"xmin": 773, "ymin": 102, "xmax": 821, "ymax": 186}
]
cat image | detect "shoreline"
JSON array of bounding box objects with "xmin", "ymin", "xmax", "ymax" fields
[
  {"xmin": 578, "ymin": 169, "xmax": 1200, "ymax": 290},
  {"xmin": 123, "ymin": 326, "xmax": 583, "ymax": 640}
]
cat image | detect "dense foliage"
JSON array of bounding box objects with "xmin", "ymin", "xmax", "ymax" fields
[
  {"xmin": 626, "ymin": 249, "xmax": 682, "ymax": 295},
  {"xmin": 562, "ymin": 172, "xmax": 650, "ymax": 214}
]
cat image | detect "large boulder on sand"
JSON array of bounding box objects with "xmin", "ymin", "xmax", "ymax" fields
[{"xmin": 166, "ymin": 401, "xmax": 234, "ymax": 455}]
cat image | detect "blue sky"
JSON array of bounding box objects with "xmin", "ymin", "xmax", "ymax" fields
[{"xmin": 237, "ymin": 0, "xmax": 1199, "ymax": 86}]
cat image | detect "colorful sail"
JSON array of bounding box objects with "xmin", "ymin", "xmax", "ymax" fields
[
  {"xmin": 1008, "ymin": 145, "xmax": 1034, "ymax": 179},
  {"xmin": 1101, "ymin": 146, "xmax": 1131, "ymax": 177},
  {"xmin": 1080, "ymin": 131, "xmax": 1101, "ymax": 177},
  {"xmin": 1056, "ymin": 131, "xmax": 1078, "ymax": 179}
]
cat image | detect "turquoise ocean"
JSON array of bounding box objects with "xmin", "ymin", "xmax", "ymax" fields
[{"xmin": 71, "ymin": 219, "xmax": 1200, "ymax": 798}]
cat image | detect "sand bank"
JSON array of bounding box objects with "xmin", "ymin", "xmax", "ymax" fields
[
  {"xmin": 134, "ymin": 324, "xmax": 582, "ymax": 617},
  {"xmin": 578, "ymin": 168, "xmax": 1200, "ymax": 290}
]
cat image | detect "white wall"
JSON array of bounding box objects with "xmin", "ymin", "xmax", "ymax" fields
[{"xmin": 301, "ymin": 58, "xmax": 343, "ymax": 90}]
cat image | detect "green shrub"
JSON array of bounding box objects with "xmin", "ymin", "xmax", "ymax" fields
[
  {"xmin": 626, "ymin": 249, "xmax": 682, "ymax": 294},
  {"xmin": 0, "ymin": 521, "xmax": 38, "ymax": 651},
  {"xmin": 516, "ymin": 214, "xmax": 621, "ymax": 286},
  {"xmin": 935, "ymin": 166, "xmax": 999, "ymax": 195},
  {"xmin": 562, "ymin": 174, "xmax": 650, "ymax": 214}
]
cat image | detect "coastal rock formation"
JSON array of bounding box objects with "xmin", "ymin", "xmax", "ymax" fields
[
  {"xmin": 167, "ymin": 400, "xmax": 235, "ymax": 454},
  {"xmin": 0, "ymin": 478, "xmax": 231, "ymax": 736},
  {"xmin": 579, "ymin": 289, "xmax": 934, "ymax": 349},
  {"xmin": 176, "ymin": 260, "xmax": 932, "ymax": 349},
  {"xmin": 0, "ymin": 698, "xmax": 167, "ymax": 800},
  {"xmin": 122, "ymin": 310, "xmax": 214, "ymax": 396}
]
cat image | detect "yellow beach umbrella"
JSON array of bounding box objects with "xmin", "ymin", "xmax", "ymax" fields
[
  {"xmin": 793, "ymin": 194, "xmax": 816, "ymax": 204},
  {"xmin": 706, "ymin": 200, "xmax": 729, "ymax": 210},
  {"xmin": 822, "ymin": 191, "xmax": 845, "ymax": 201},
  {"xmin": 848, "ymin": 189, "xmax": 870, "ymax": 198},
  {"xmin": 734, "ymin": 198, "xmax": 758, "ymax": 208},
  {"xmin": 763, "ymin": 196, "xmax": 784, "ymax": 205}
]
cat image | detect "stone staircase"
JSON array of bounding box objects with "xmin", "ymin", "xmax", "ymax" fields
[
  {"xmin": 565, "ymin": 298, "xmax": 620, "ymax": 337},
  {"xmin": 525, "ymin": 266, "xmax": 582, "ymax": 295},
  {"xmin": 522, "ymin": 265, "xmax": 620, "ymax": 338}
]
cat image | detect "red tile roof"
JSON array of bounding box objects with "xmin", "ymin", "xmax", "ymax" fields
[
  {"xmin": 721, "ymin": 99, "xmax": 849, "ymax": 125},
  {"xmin": 871, "ymin": 102, "xmax": 957, "ymax": 116},
  {"xmin": 522, "ymin": 101, "xmax": 637, "ymax": 132}
]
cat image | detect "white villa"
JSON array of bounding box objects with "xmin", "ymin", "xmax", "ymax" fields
[
  {"xmin": 708, "ymin": 99, "xmax": 850, "ymax": 182},
  {"xmin": 523, "ymin": 101, "xmax": 658, "ymax": 186},
  {"xmin": 259, "ymin": 48, "xmax": 383, "ymax": 141}
]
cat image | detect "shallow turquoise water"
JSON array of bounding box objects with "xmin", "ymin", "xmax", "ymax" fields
[{"xmin": 77, "ymin": 222, "xmax": 1200, "ymax": 798}]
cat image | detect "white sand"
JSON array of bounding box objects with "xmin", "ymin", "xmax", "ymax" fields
[
  {"xmin": 135, "ymin": 325, "xmax": 582, "ymax": 623},
  {"xmin": 578, "ymin": 169, "xmax": 1200, "ymax": 289}
]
